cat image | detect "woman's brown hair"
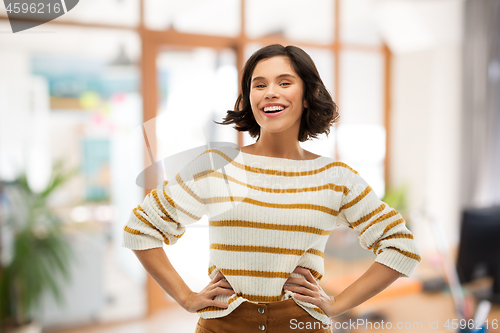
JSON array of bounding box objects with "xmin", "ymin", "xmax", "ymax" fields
[{"xmin": 214, "ymin": 44, "xmax": 339, "ymax": 142}]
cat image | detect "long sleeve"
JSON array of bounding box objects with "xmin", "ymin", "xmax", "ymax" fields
[
  {"xmin": 122, "ymin": 159, "xmax": 208, "ymax": 250},
  {"xmin": 336, "ymin": 169, "xmax": 421, "ymax": 278}
]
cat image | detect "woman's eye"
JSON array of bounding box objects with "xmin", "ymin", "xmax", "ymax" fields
[
  {"xmin": 280, "ymin": 82, "xmax": 291, "ymax": 86},
  {"xmin": 255, "ymin": 84, "xmax": 266, "ymax": 88}
]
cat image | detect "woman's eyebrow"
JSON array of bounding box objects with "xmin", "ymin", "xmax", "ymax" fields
[{"xmin": 252, "ymin": 73, "xmax": 296, "ymax": 82}]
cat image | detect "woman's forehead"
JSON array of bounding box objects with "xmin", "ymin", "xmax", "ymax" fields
[{"xmin": 251, "ymin": 56, "xmax": 297, "ymax": 79}]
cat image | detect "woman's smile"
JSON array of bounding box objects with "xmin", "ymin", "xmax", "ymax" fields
[{"xmin": 261, "ymin": 103, "xmax": 288, "ymax": 117}]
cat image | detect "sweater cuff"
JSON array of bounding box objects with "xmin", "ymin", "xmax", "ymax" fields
[
  {"xmin": 122, "ymin": 231, "xmax": 164, "ymax": 250},
  {"xmin": 375, "ymin": 248, "xmax": 419, "ymax": 278}
]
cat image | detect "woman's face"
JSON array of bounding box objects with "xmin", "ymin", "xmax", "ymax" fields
[{"xmin": 249, "ymin": 56, "xmax": 307, "ymax": 139}]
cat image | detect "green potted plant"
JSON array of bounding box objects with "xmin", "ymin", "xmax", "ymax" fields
[
  {"xmin": 382, "ymin": 183, "xmax": 410, "ymax": 228},
  {"xmin": 0, "ymin": 160, "xmax": 78, "ymax": 332}
]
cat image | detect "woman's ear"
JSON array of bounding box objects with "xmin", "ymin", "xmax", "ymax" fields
[{"xmin": 303, "ymin": 100, "xmax": 308, "ymax": 109}]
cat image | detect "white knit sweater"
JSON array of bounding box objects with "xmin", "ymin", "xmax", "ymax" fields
[{"xmin": 122, "ymin": 147, "xmax": 421, "ymax": 325}]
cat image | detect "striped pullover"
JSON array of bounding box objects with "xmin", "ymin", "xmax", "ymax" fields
[{"xmin": 122, "ymin": 147, "xmax": 421, "ymax": 325}]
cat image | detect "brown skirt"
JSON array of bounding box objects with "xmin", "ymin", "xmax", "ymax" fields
[{"xmin": 195, "ymin": 298, "xmax": 333, "ymax": 333}]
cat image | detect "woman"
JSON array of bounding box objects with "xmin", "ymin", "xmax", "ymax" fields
[{"xmin": 123, "ymin": 44, "xmax": 421, "ymax": 333}]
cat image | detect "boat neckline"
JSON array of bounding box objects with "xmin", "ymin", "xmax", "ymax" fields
[{"xmin": 238, "ymin": 150, "xmax": 323, "ymax": 162}]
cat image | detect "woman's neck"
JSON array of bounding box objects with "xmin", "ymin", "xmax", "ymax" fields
[{"xmin": 241, "ymin": 140, "xmax": 317, "ymax": 161}]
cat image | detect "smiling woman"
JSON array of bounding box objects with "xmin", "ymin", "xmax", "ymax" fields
[
  {"xmin": 215, "ymin": 44, "xmax": 339, "ymax": 161},
  {"xmin": 124, "ymin": 44, "xmax": 421, "ymax": 333}
]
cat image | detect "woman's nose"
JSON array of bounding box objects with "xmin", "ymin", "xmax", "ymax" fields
[{"xmin": 265, "ymin": 85, "xmax": 279, "ymax": 99}]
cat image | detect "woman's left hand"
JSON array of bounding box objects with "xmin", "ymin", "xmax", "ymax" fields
[{"xmin": 283, "ymin": 266, "xmax": 339, "ymax": 318}]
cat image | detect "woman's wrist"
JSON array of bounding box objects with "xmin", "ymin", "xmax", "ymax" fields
[
  {"xmin": 177, "ymin": 289, "xmax": 196, "ymax": 310},
  {"xmin": 328, "ymin": 294, "xmax": 350, "ymax": 319}
]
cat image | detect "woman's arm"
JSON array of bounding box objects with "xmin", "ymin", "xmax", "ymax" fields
[
  {"xmin": 132, "ymin": 248, "xmax": 235, "ymax": 313},
  {"xmin": 132, "ymin": 248, "xmax": 193, "ymax": 307},
  {"xmin": 284, "ymin": 262, "xmax": 401, "ymax": 318},
  {"xmin": 331, "ymin": 262, "xmax": 401, "ymax": 316},
  {"xmin": 336, "ymin": 169, "xmax": 421, "ymax": 279},
  {"xmin": 284, "ymin": 166, "xmax": 421, "ymax": 317}
]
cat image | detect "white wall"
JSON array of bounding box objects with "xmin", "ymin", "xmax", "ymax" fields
[
  {"xmin": 384, "ymin": 0, "xmax": 464, "ymax": 252},
  {"xmin": 391, "ymin": 46, "xmax": 463, "ymax": 253}
]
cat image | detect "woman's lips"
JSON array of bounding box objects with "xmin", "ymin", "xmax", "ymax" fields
[{"xmin": 261, "ymin": 107, "xmax": 286, "ymax": 118}]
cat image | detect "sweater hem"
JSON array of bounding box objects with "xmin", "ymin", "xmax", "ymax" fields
[
  {"xmin": 122, "ymin": 232, "xmax": 164, "ymax": 250},
  {"xmin": 375, "ymin": 248, "xmax": 419, "ymax": 278}
]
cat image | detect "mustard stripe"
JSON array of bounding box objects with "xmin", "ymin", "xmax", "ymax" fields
[
  {"xmin": 193, "ymin": 169, "xmax": 213, "ymax": 180},
  {"xmin": 340, "ymin": 186, "xmax": 372, "ymax": 211},
  {"xmin": 123, "ymin": 226, "xmax": 141, "ymax": 235},
  {"xmin": 134, "ymin": 206, "xmax": 185, "ymax": 242},
  {"xmin": 211, "ymin": 244, "xmax": 303, "ymax": 256},
  {"xmin": 210, "ymin": 244, "xmax": 324, "ymax": 258},
  {"xmin": 313, "ymin": 307, "xmax": 327, "ymax": 315},
  {"xmin": 137, "ymin": 204, "xmax": 155, "ymax": 220},
  {"xmin": 204, "ymin": 196, "xmax": 339, "ymax": 216},
  {"xmin": 151, "ymin": 189, "xmax": 178, "ymax": 225},
  {"xmin": 350, "ymin": 203, "xmax": 386, "ymax": 228},
  {"xmin": 370, "ymin": 233, "xmax": 414, "ymax": 253},
  {"xmin": 382, "ymin": 218, "xmax": 405, "ymax": 235},
  {"xmin": 196, "ymin": 148, "xmax": 359, "ymax": 177},
  {"xmin": 194, "ymin": 170, "xmax": 349, "ymax": 196},
  {"xmin": 236, "ymin": 292, "xmax": 285, "ymax": 303},
  {"xmin": 159, "ymin": 181, "xmax": 179, "ymax": 224},
  {"xmin": 209, "ymin": 220, "xmax": 331, "ymax": 236},
  {"xmin": 208, "ymin": 265, "xmax": 323, "ymax": 280},
  {"xmin": 228, "ymin": 296, "xmax": 240, "ymax": 305},
  {"xmin": 162, "ymin": 187, "xmax": 203, "ymax": 221},
  {"xmin": 176, "ymin": 173, "xmax": 205, "ymax": 205},
  {"xmin": 306, "ymin": 249, "xmax": 324, "ymax": 258},
  {"xmin": 133, "ymin": 207, "xmax": 170, "ymax": 245},
  {"xmin": 197, "ymin": 306, "xmax": 224, "ymax": 313},
  {"xmin": 196, "ymin": 292, "xmax": 287, "ymax": 313},
  {"xmin": 358, "ymin": 209, "xmax": 399, "ymax": 237},
  {"xmin": 220, "ymin": 269, "xmax": 290, "ymax": 279},
  {"xmin": 380, "ymin": 246, "xmax": 422, "ymax": 262},
  {"xmin": 307, "ymin": 268, "xmax": 323, "ymax": 281},
  {"xmin": 138, "ymin": 204, "xmax": 179, "ymax": 233}
]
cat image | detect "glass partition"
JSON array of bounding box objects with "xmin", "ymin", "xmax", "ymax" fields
[
  {"xmin": 145, "ymin": 0, "xmax": 241, "ymax": 36},
  {"xmin": 245, "ymin": 0, "xmax": 334, "ymax": 45},
  {"xmin": 340, "ymin": 0, "xmax": 382, "ymax": 45},
  {"xmin": 154, "ymin": 46, "xmax": 238, "ymax": 294},
  {"xmin": 338, "ymin": 50, "xmax": 385, "ymax": 196}
]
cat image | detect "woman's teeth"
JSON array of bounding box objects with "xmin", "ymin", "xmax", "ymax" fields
[{"xmin": 263, "ymin": 106, "xmax": 285, "ymax": 113}]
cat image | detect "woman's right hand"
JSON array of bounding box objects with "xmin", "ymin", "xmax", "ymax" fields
[{"xmin": 181, "ymin": 271, "xmax": 235, "ymax": 313}]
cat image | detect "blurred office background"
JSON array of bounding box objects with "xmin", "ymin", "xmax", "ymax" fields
[{"xmin": 0, "ymin": 0, "xmax": 499, "ymax": 332}]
